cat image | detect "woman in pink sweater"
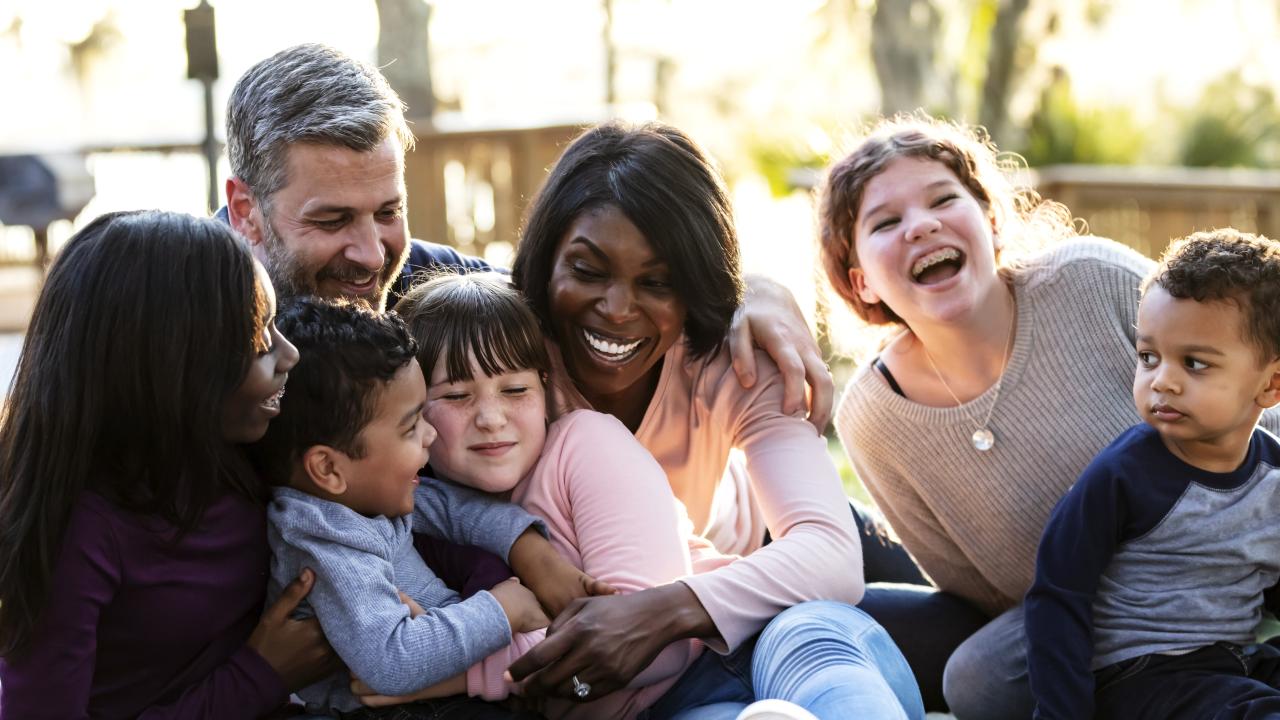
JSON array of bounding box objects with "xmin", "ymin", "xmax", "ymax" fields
[
  {"xmin": 385, "ymin": 271, "xmax": 921, "ymax": 719},
  {"xmin": 468, "ymin": 120, "xmax": 920, "ymax": 718}
]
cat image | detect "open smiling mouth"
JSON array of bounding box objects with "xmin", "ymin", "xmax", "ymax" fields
[
  {"xmin": 911, "ymin": 247, "xmax": 966, "ymax": 285},
  {"xmin": 262, "ymin": 384, "xmax": 286, "ymax": 412},
  {"xmin": 581, "ymin": 328, "xmax": 646, "ymax": 364}
]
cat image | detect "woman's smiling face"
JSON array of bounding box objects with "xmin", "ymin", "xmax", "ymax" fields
[
  {"xmin": 849, "ymin": 156, "xmax": 1000, "ymax": 327},
  {"xmin": 547, "ymin": 205, "xmax": 687, "ymax": 409}
]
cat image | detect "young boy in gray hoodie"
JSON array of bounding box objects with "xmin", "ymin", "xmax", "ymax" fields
[{"xmin": 253, "ymin": 297, "xmax": 596, "ymax": 718}]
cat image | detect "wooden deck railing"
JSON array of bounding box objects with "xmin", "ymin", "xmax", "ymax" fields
[{"xmin": 1032, "ymin": 165, "xmax": 1280, "ymax": 257}]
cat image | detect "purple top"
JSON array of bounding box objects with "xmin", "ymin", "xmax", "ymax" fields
[{"xmin": 0, "ymin": 490, "xmax": 287, "ymax": 719}]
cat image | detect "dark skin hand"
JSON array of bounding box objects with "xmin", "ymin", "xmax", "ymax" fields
[
  {"xmin": 507, "ymin": 582, "xmax": 716, "ymax": 700},
  {"xmin": 247, "ymin": 568, "xmax": 342, "ymax": 691}
]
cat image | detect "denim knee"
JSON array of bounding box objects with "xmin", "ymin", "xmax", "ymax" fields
[{"xmin": 941, "ymin": 607, "xmax": 1032, "ymax": 720}]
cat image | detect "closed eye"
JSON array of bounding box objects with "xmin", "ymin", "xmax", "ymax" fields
[
  {"xmin": 312, "ymin": 216, "xmax": 348, "ymax": 231},
  {"xmin": 570, "ymin": 262, "xmax": 605, "ymax": 281},
  {"xmin": 931, "ymin": 193, "xmax": 959, "ymax": 207},
  {"xmin": 871, "ymin": 216, "xmax": 900, "ymax": 233}
]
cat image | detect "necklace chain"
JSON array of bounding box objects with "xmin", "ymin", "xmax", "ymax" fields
[{"xmin": 921, "ymin": 305, "xmax": 1017, "ymax": 451}]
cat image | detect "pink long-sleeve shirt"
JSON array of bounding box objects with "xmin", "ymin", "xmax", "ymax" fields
[
  {"xmin": 552, "ymin": 340, "xmax": 865, "ymax": 652},
  {"xmin": 464, "ymin": 410, "xmax": 703, "ymax": 719}
]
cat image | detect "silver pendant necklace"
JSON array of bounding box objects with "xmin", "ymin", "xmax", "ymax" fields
[{"xmin": 921, "ymin": 309, "xmax": 1016, "ymax": 452}]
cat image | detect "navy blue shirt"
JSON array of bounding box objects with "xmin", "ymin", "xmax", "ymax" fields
[{"xmin": 1026, "ymin": 423, "xmax": 1280, "ymax": 719}]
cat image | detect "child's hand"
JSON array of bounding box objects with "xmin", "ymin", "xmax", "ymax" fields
[
  {"xmin": 351, "ymin": 673, "xmax": 465, "ymax": 706},
  {"xmin": 398, "ymin": 590, "xmax": 427, "ymax": 618},
  {"xmin": 490, "ymin": 577, "xmax": 551, "ymax": 633},
  {"xmin": 508, "ymin": 527, "xmax": 619, "ymax": 616}
]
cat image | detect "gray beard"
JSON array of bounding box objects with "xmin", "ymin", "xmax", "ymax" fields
[
  {"xmin": 260, "ymin": 218, "xmax": 316, "ymax": 304},
  {"xmin": 258, "ymin": 215, "xmax": 397, "ymax": 312}
]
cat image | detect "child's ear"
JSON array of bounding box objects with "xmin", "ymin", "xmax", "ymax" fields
[
  {"xmin": 1256, "ymin": 358, "xmax": 1280, "ymax": 409},
  {"xmin": 848, "ymin": 267, "xmax": 880, "ymax": 305},
  {"xmin": 302, "ymin": 445, "xmax": 348, "ymax": 495}
]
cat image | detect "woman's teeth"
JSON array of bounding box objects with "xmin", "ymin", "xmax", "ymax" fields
[
  {"xmin": 911, "ymin": 247, "xmax": 961, "ymax": 280},
  {"xmin": 583, "ymin": 329, "xmax": 643, "ymax": 359},
  {"xmin": 263, "ymin": 385, "xmax": 286, "ymax": 410}
]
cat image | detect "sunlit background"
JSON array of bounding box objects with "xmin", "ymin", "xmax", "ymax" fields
[{"xmin": 3, "ymin": 0, "xmax": 1280, "ymax": 399}]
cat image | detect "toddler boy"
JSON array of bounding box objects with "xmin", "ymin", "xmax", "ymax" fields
[{"xmin": 1026, "ymin": 229, "xmax": 1280, "ymax": 719}]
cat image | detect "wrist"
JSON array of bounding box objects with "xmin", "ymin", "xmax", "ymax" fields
[
  {"xmin": 652, "ymin": 582, "xmax": 716, "ymax": 641},
  {"xmin": 506, "ymin": 526, "xmax": 544, "ymax": 577}
]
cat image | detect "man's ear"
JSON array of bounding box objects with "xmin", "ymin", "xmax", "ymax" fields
[
  {"xmin": 302, "ymin": 445, "xmax": 348, "ymax": 495},
  {"xmin": 226, "ymin": 176, "xmax": 265, "ymax": 247},
  {"xmin": 848, "ymin": 266, "xmax": 880, "ymax": 305}
]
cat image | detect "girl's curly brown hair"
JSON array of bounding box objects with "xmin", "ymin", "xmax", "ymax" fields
[{"xmin": 818, "ymin": 113, "xmax": 1074, "ymax": 327}]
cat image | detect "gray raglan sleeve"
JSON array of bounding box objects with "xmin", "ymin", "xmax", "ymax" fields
[
  {"xmin": 412, "ymin": 478, "xmax": 547, "ymax": 562},
  {"xmin": 273, "ymin": 508, "xmax": 513, "ymax": 698}
]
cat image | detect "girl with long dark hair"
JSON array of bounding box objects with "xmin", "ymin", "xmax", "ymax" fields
[{"xmin": 0, "ymin": 210, "xmax": 330, "ymax": 719}]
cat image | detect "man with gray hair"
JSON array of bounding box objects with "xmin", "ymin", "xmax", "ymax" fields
[
  {"xmin": 223, "ymin": 42, "xmax": 485, "ymax": 312},
  {"xmin": 221, "ymin": 42, "xmax": 834, "ymax": 428}
]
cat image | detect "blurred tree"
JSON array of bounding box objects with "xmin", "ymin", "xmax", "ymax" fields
[
  {"xmin": 376, "ymin": 0, "xmax": 435, "ymax": 121},
  {"xmin": 1178, "ymin": 70, "xmax": 1280, "ymax": 168},
  {"xmin": 870, "ymin": 0, "xmax": 944, "ymax": 114},
  {"xmin": 1020, "ymin": 67, "xmax": 1144, "ymax": 165},
  {"xmin": 818, "ymin": 0, "xmax": 1112, "ymax": 147},
  {"xmin": 976, "ymin": 0, "xmax": 1031, "ymax": 144},
  {"xmin": 66, "ymin": 10, "xmax": 122, "ymax": 91}
]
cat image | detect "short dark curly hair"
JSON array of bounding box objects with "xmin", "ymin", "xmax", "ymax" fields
[
  {"xmin": 250, "ymin": 297, "xmax": 418, "ymax": 485},
  {"xmin": 1145, "ymin": 228, "xmax": 1280, "ymax": 361}
]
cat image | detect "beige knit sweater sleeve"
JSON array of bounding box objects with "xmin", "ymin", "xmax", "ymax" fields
[{"xmin": 834, "ymin": 238, "xmax": 1157, "ymax": 616}]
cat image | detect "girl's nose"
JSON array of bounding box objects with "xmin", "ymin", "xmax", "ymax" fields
[{"xmin": 905, "ymin": 211, "xmax": 941, "ymax": 243}]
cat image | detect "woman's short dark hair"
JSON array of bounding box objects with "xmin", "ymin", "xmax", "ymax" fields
[
  {"xmin": 394, "ymin": 272, "xmax": 550, "ymax": 385},
  {"xmin": 512, "ymin": 121, "xmax": 744, "ymax": 359},
  {"xmin": 0, "ymin": 210, "xmax": 267, "ymax": 657},
  {"xmin": 250, "ymin": 297, "xmax": 418, "ymax": 486}
]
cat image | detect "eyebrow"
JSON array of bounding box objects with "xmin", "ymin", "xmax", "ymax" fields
[
  {"xmin": 399, "ymin": 402, "xmax": 424, "ymax": 428},
  {"xmin": 305, "ymin": 197, "xmax": 404, "ymax": 215},
  {"xmin": 1136, "ymin": 336, "xmax": 1226, "ymax": 356},
  {"xmin": 859, "ymin": 179, "xmax": 959, "ymax": 227},
  {"xmin": 569, "ymin": 237, "xmax": 666, "ymax": 268}
]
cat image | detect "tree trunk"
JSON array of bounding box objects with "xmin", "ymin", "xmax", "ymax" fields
[
  {"xmin": 375, "ymin": 0, "xmax": 435, "ymax": 121},
  {"xmin": 870, "ymin": 0, "xmax": 942, "ymax": 114},
  {"xmin": 978, "ymin": 0, "xmax": 1031, "ymax": 144}
]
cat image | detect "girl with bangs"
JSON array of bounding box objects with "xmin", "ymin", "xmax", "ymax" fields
[
  {"xmin": 0, "ymin": 210, "xmax": 332, "ymax": 719},
  {"xmin": 384, "ymin": 270, "xmax": 920, "ymax": 719}
]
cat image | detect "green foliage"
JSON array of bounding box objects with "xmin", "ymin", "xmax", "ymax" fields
[
  {"xmin": 1020, "ymin": 71, "xmax": 1145, "ymax": 166},
  {"xmin": 747, "ymin": 137, "xmax": 830, "ymax": 198},
  {"xmin": 1177, "ymin": 71, "xmax": 1280, "ymax": 168}
]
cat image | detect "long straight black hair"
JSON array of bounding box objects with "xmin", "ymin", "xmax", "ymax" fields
[{"xmin": 0, "ymin": 210, "xmax": 268, "ymax": 657}]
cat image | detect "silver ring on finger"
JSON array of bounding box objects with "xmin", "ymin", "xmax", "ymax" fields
[{"xmin": 571, "ymin": 674, "xmax": 591, "ymax": 699}]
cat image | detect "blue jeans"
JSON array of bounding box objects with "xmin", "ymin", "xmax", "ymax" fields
[
  {"xmin": 639, "ymin": 601, "xmax": 925, "ymax": 720},
  {"xmin": 941, "ymin": 605, "xmax": 1033, "ymax": 720},
  {"xmin": 849, "ymin": 500, "xmax": 992, "ymax": 713},
  {"xmin": 1094, "ymin": 640, "xmax": 1280, "ymax": 719}
]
